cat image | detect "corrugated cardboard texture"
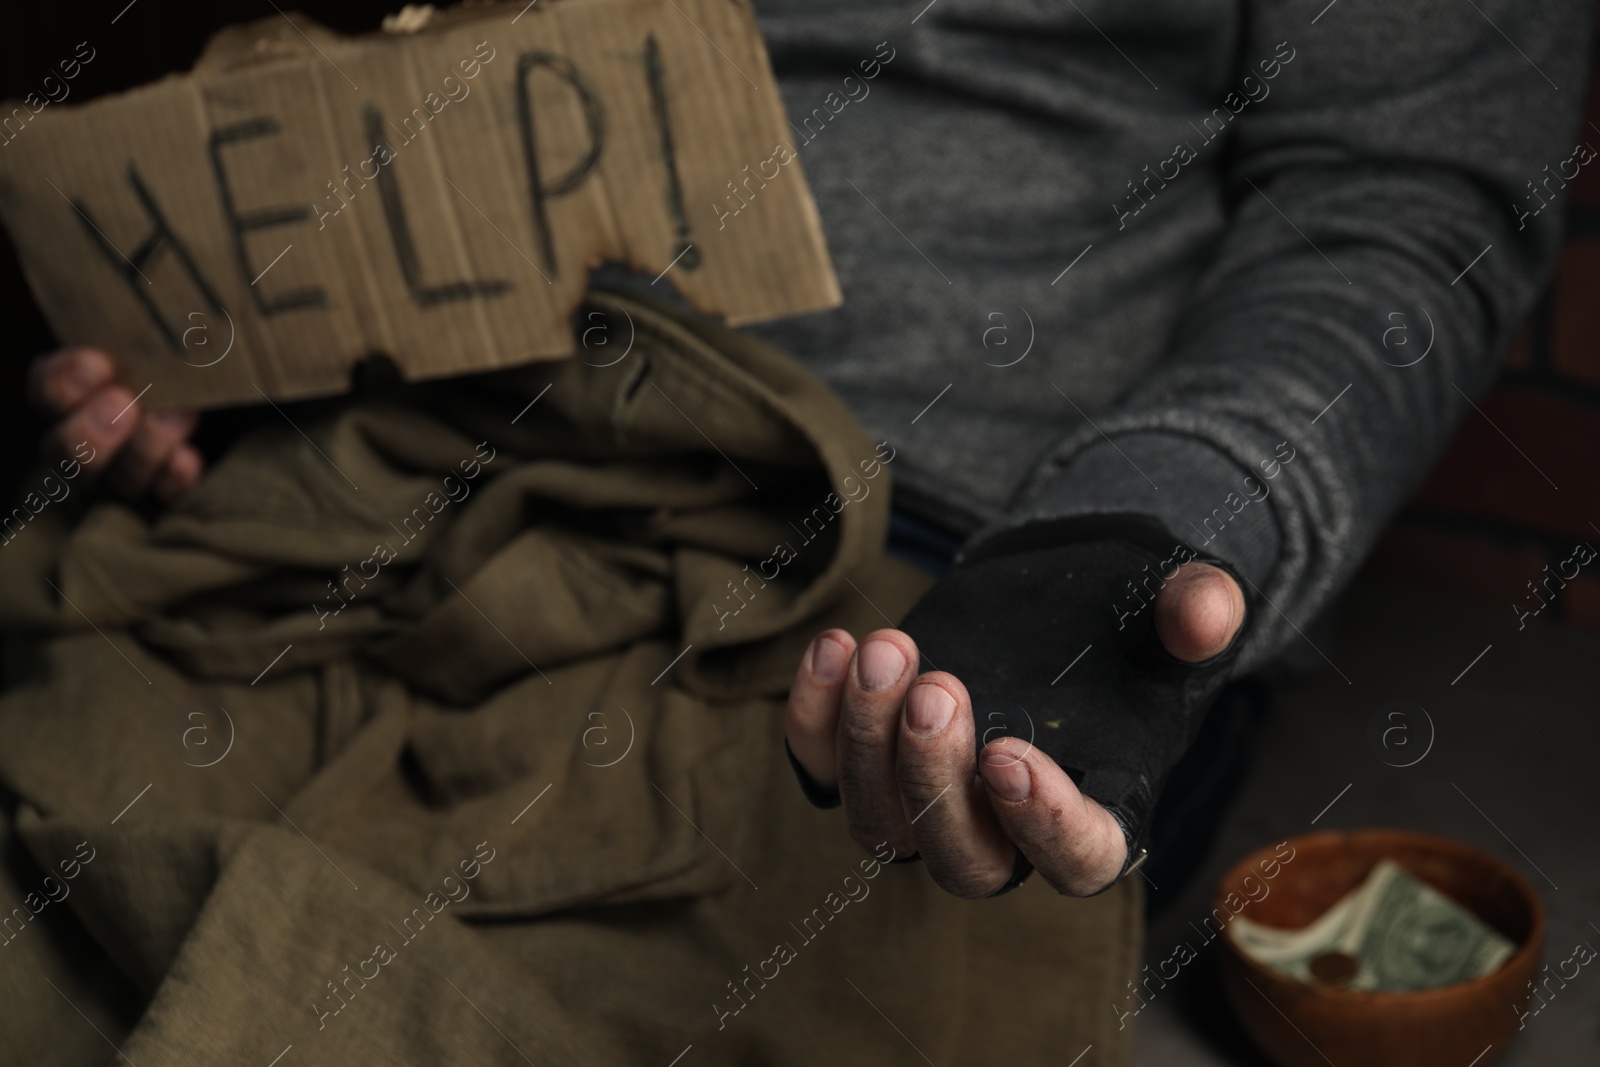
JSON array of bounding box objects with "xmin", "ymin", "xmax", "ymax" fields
[{"xmin": 0, "ymin": 0, "xmax": 839, "ymax": 410}]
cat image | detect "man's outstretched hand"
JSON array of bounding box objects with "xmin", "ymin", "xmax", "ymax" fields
[
  {"xmin": 784, "ymin": 561, "xmax": 1244, "ymax": 898},
  {"xmin": 28, "ymin": 347, "xmax": 203, "ymax": 501}
]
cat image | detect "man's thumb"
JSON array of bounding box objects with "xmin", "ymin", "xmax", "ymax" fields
[{"xmin": 1153, "ymin": 562, "xmax": 1245, "ymax": 662}]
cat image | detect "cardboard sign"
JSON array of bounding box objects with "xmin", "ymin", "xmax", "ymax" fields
[{"xmin": 0, "ymin": 0, "xmax": 839, "ymax": 410}]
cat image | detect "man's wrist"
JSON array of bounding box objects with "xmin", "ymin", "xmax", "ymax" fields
[{"xmin": 978, "ymin": 431, "xmax": 1284, "ymax": 592}]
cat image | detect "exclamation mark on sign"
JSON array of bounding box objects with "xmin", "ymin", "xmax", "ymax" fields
[{"xmin": 644, "ymin": 34, "xmax": 699, "ymax": 271}]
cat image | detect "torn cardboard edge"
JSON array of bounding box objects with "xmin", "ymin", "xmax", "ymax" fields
[{"xmin": 0, "ymin": 0, "xmax": 840, "ymax": 411}]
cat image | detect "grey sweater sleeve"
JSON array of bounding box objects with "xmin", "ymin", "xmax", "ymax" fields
[{"xmin": 971, "ymin": 0, "xmax": 1592, "ymax": 672}]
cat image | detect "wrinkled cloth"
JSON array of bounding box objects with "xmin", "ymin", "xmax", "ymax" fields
[
  {"xmin": 749, "ymin": 0, "xmax": 1591, "ymax": 675},
  {"xmin": 0, "ymin": 290, "xmax": 1139, "ymax": 1066}
]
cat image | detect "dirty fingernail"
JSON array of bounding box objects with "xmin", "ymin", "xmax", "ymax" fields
[
  {"xmin": 857, "ymin": 640, "xmax": 905, "ymax": 692},
  {"xmin": 982, "ymin": 750, "xmax": 1031, "ymax": 802},
  {"xmin": 904, "ymin": 684, "xmax": 955, "ymax": 737},
  {"xmin": 808, "ymin": 634, "xmax": 850, "ymax": 684}
]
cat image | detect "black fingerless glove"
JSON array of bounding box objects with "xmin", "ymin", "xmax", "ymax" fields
[{"xmin": 896, "ymin": 514, "xmax": 1252, "ymax": 890}]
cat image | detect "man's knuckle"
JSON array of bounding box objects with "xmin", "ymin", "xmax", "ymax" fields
[
  {"xmin": 848, "ymin": 821, "xmax": 908, "ymax": 858},
  {"xmin": 839, "ymin": 711, "xmax": 889, "ymax": 753},
  {"xmin": 1033, "ymin": 842, "xmax": 1122, "ymax": 898},
  {"xmin": 894, "ymin": 767, "xmax": 947, "ymax": 804},
  {"xmin": 929, "ymin": 861, "xmax": 1011, "ymax": 900},
  {"xmin": 1042, "ymin": 869, "xmax": 1100, "ymax": 898}
]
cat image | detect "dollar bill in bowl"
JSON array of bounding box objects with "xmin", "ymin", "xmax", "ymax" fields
[{"xmin": 1229, "ymin": 858, "xmax": 1516, "ymax": 992}]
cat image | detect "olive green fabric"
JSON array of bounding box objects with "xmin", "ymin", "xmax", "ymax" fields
[{"xmin": 0, "ymin": 290, "xmax": 1139, "ymax": 1065}]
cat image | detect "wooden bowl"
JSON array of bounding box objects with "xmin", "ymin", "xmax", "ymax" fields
[{"xmin": 1214, "ymin": 828, "xmax": 1544, "ymax": 1067}]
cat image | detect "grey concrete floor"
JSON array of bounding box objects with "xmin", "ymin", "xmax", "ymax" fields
[{"xmin": 1131, "ymin": 572, "xmax": 1600, "ymax": 1067}]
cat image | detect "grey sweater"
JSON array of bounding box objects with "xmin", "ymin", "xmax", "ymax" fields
[{"xmin": 743, "ymin": 0, "xmax": 1591, "ymax": 671}]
